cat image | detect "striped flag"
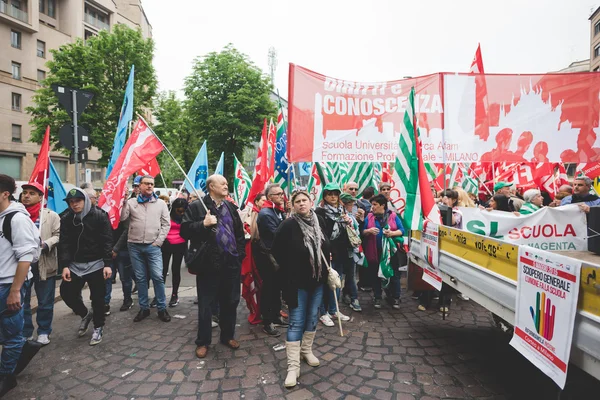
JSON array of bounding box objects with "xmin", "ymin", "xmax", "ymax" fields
[
  {"xmin": 307, "ymin": 162, "xmax": 335, "ymax": 204},
  {"xmin": 233, "ymin": 154, "xmax": 252, "ymax": 207},
  {"xmin": 346, "ymin": 162, "xmax": 375, "ymax": 197},
  {"xmin": 460, "ymin": 164, "xmax": 479, "ymax": 195},
  {"xmin": 273, "ymin": 106, "xmax": 295, "ymax": 192}
]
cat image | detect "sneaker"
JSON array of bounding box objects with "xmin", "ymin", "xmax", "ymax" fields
[
  {"xmin": 411, "ymin": 292, "xmax": 420, "ymax": 300},
  {"xmin": 169, "ymin": 294, "xmax": 179, "ymax": 307},
  {"xmin": 26, "ymin": 335, "xmax": 34, "ymax": 341},
  {"xmin": 133, "ymin": 309, "xmax": 150, "ymax": 322},
  {"xmin": 458, "ymin": 293, "xmax": 470, "ymax": 301},
  {"xmin": 104, "ymin": 304, "xmax": 111, "ymax": 316},
  {"xmin": 78, "ymin": 311, "xmax": 93, "ymax": 337},
  {"xmin": 342, "ymin": 294, "xmax": 352, "ymax": 305},
  {"xmin": 262, "ymin": 323, "xmax": 281, "ymax": 337},
  {"xmin": 332, "ymin": 311, "xmax": 350, "ymax": 321},
  {"xmin": 211, "ymin": 320, "xmax": 218, "ymax": 328},
  {"xmin": 417, "ymin": 305, "xmax": 427, "ymax": 311},
  {"xmin": 150, "ymin": 298, "xmax": 158, "ymax": 308},
  {"xmin": 158, "ymin": 310, "xmax": 171, "ymax": 322},
  {"xmin": 120, "ymin": 299, "xmax": 133, "ymax": 311},
  {"xmin": 36, "ymin": 334, "xmax": 50, "ymax": 345},
  {"xmin": 373, "ymin": 299, "xmax": 382, "ymax": 309},
  {"xmin": 392, "ymin": 299, "xmax": 401, "ymax": 309},
  {"xmin": 90, "ymin": 327, "xmax": 103, "ymax": 346},
  {"xmin": 350, "ymin": 299, "xmax": 362, "ymax": 312},
  {"xmin": 272, "ymin": 317, "xmax": 289, "ymax": 327},
  {"xmin": 319, "ymin": 313, "xmax": 335, "ymax": 327}
]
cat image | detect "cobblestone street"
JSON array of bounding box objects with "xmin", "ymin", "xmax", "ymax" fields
[{"xmin": 8, "ymin": 276, "xmax": 600, "ymax": 400}]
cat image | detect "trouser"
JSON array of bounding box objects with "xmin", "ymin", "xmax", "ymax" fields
[
  {"xmin": 60, "ymin": 268, "xmax": 106, "ymax": 329},
  {"xmin": 23, "ymin": 269, "xmax": 56, "ymax": 337},
  {"xmin": 0, "ymin": 284, "xmax": 26, "ymax": 375},
  {"xmin": 287, "ymin": 286, "xmax": 323, "ymax": 342},
  {"xmin": 162, "ymin": 241, "xmax": 186, "ymax": 296},
  {"xmin": 104, "ymin": 263, "xmax": 117, "ymax": 305},
  {"xmin": 253, "ymin": 245, "xmax": 281, "ymax": 325},
  {"xmin": 195, "ymin": 253, "xmax": 241, "ymax": 347},
  {"xmin": 115, "ymin": 251, "xmax": 134, "ymax": 303},
  {"xmin": 357, "ymin": 262, "xmax": 369, "ymax": 288},
  {"xmin": 128, "ymin": 243, "xmax": 167, "ymax": 311},
  {"xmin": 369, "ymin": 248, "xmax": 401, "ymax": 300},
  {"xmin": 340, "ymin": 257, "xmax": 358, "ymax": 301},
  {"xmin": 320, "ymin": 257, "xmax": 343, "ymax": 315}
]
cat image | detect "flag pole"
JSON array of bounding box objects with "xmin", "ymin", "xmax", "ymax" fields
[
  {"xmin": 38, "ymin": 165, "xmax": 48, "ymax": 236},
  {"xmin": 276, "ymin": 89, "xmax": 293, "ymax": 198},
  {"xmin": 136, "ymin": 114, "xmax": 209, "ymax": 214}
]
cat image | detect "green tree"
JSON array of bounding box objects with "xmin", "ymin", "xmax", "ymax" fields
[
  {"xmin": 184, "ymin": 44, "xmax": 276, "ymax": 182},
  {"xmin": 27, "ymin": 24, "xmax": 157, "ymax": 166}
]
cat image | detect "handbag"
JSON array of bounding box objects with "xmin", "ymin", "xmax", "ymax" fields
[
  {"xmin": 185, "ymin": 242, "xmax": 218, "ymax": 275},
  {"xmin": 320, "ymin": 250, "xmax": 341, "ymax": 290}
]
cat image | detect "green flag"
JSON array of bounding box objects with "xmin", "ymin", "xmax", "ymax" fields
[{"xmin": 233, "ymin": 154, "xmax": 252, "ymax": 207}]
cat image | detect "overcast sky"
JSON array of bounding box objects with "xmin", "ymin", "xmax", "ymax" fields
[{"xmin": 143, "ymin": 0, "xmax": 597, "ymax": 100}]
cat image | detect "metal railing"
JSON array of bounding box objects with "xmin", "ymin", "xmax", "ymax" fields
[
  {"xmin": 0, "ymin": 1, "xmax": 28, "ymax": 23},
  {"xmin": 84, "ymin": 13, "xmax": 109, "ymax": 31}
]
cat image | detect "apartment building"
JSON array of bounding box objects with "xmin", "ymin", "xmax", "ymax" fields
[
  {"xmin": 0, "ymin": 0, "xmax": 151, "ymax": 184},
  {"xmin": 590, "ymin": 6, "xmax": 600, "ymax": 71}
]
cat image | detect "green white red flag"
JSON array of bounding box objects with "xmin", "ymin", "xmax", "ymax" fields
[{"xmin": 233, "ymin": 154, "xmax": 252, "ymax": 207}]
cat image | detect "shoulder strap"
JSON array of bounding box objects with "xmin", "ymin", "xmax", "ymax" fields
[{"xmin": 1, "ymin": 211, "xmax": 18, "ymax": 246}]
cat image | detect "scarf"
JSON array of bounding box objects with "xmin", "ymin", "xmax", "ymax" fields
[
  {"xmin": 323, "ymin": 203, "xmax": 344, "ymax": 240},
  {"xmin": 137, "ymin": 192, "xmax": 158, "ymax": 203},
  {"xmin": 292, "ymin": 210, "xmax": 324, "ymax": 279},
  {"xmin": 571, "ymin": 193, "xmax": 599, "ymax": 204},
  {"xmin": 262, "ymin": 200, "xmax": 286, "ymax": 213},
  {"xmin": 26, "ymin": 202, "xmax": 42, "ymax": 223}
]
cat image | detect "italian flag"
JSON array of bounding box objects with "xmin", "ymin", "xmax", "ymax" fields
[{"xmin": 233, "ymin": 154, "xmax": 252, "ymax": 207}]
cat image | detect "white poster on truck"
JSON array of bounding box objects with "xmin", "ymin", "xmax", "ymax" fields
[
  {"xmin": 509, "ymin": 246, "xmax": 581, "ymax": 389},
  {"xmin": 459, "ymin": 205, "xmax": 587, "ymax": 251},
  {"xmin": 418, "ymin": 220, "xmax": 443, "ymax": 291}
]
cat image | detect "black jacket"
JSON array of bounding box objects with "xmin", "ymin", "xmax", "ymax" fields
[
  {"xmin": 272, "ymin": 215, "xmax": 330, "ymax": 309},
  {"xmin": 180, "ymin": 196, "xmax": 246, "ymax": 273},
  {"xmin": 59, "ymin": 208, "xmax": 113, "ymax": 267},
  {"xmin": 315, "ymin": 206, "xmax": 351, "ymax": 260},
  {"xmin": 257, "ymin": 206, "xmax": 286, "ymax": 250}
]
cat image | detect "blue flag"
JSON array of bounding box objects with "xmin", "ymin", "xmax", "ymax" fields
[
  {"xmin": 185, "ymin": 141, "xmax": 208, "ymax": 193},
  {"xmin": 106, "ymin": 65, "xmax": 135, "ymax": 178},
  {"xmin": 48, "ymin": 159, "xmax": 67, "ymax": 214},
  {"xmin": 214, "ymin": 152, "xmax": 224, "ymax": 175},
  {"xmin": 298, "ymin": 162, "xmax": 312, "ymax": 177}
]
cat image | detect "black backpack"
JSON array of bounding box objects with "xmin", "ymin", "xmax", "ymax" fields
[{"xmin": 1, "ymin": 211, "xmax": 17, "ymax": 246}]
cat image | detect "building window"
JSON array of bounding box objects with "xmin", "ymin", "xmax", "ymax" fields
[
  {"xmin": 11, "ymin": 30, "xmax": 21, "ymax": 49},
  {"xmin": 12, "ymin": 124, "xmax": 22, "ymax": 142},
  {"xmin": 39, "ymin": 0, "xmax": 55, "ymax": 18},
  {"xmin": 596, "ymin": 21, "xmax": 600, "ymax": 36},
  {"xmin": 595, "ymin": 44, "xmax": 600, "ymax": 59},
  {"xmin": 11, "ymin": 93, "xmax": 21, "ymax": 111},
  {"xmin": 37, "ymin": 40, "xmax": 45, "ymax": 58},
  {"xmin": 53, "ymin": 159, "xmax": 67, "ymax": 181},
  {"xmin": 11, "ymin": 62, "xmax": 21, "ymax": 80},
  {"xmin": 37, "ymin": 69, "xmax": 46, "ymax": 82},
  {"xmin": 0, "ymin": 154, "xmax": 22, "ymax": 179},
  {"xmin": 84, "ymin": 4, "xmax": 109, "ymax": 31},
  {"xmin": 84, "ymin": 30, "xmax": 95, "ymax": 42}
]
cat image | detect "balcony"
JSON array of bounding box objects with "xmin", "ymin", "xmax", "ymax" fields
[
  {"xmin": 84, "ymin": 13, "xmax": 109, "ymax": 31},
  {"xmin": 0, "ymin": 1, "xmax": 28, "ymax": 23}
]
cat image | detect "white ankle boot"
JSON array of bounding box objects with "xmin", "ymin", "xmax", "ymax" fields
[
  {"xmin": 284, "ymin": 341, "xmax": 301, "ymax": 388},
  {"xmin": 300, "ymin": 331, "xmax": 320, "ymax": 367}
]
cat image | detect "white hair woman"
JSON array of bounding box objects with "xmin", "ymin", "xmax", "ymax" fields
[{"xmin": 520, "ymin": 189, "xmax": 544, "ymax": 215}]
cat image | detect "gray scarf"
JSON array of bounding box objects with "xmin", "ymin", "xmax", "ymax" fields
[
  {"xmin": 292, "ymin": 210, "xmax": 324, "ymax": 279},
  {"xmin": 323, "ymin": 203, "xmax": 343, "ymax": 240}
]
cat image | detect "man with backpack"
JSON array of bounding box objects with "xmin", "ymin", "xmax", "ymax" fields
[{"xmin": 0, "ymin": 175, "xmax": 41, "ymax": 396}]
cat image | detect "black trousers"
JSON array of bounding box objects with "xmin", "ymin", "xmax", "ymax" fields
[
  {"xmin": 60, "ymin": 268, "xmax": 106, "ymax": 329},
  {"xmin": 195, "ymin": 253, "xmax": 241, "ymax": 347},
  {"xmin": 162, "ymin": 241, "xmax": 186, "ymax": 296},
  {"xmin": 253, "ymin": 243, "xmax": 281, "ymax": 325}
]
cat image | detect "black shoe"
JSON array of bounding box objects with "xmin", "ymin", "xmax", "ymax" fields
[
  {"xmin": 150, "ymin": 298, "xmax": 157, "ymax": 308},
  {"xmin": 104, "ymin": 304, "xmax": 111, "ymax": 316},
  {"xmin": 272, "ymin": 317, "xmax": 289, "ymax": 327},
  {"xmin": 0, "ymin": 375, "xmax": 17, "ymax": 398},
  {"xmin": 133, "ymin": 309, "xmax": 150, "ymax": 322},
  {"xmin": 14, "ymin": 340, "xmax": 42, "ymax": 375},
  {"xmin": 120, "ymin": 299, "xmax": 133, "ymax": 312},
  {"xmin": 169, "ymin": 294, "xmax": 179, "ymax": 307},
  {"xmin": 78, "ymin": 310, "xmax": 93, "ymax": 337},
  {"xmin": 262, "ymin": 323, "xmax": 281, "ymax": 337},
  {"xmin": 158, "ymin": 309, "xmax": 171, "ymax": 322}
]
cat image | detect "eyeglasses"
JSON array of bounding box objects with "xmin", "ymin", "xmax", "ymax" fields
[
  {"xmin": 270, "ymin": 192, "xmax": 284, "ymax": 196},
  {"xmin": 141, "ymin": 182, "xmax": 154, "ymax": 186}
]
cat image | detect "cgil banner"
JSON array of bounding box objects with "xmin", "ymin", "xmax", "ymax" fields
[
  {"xmin": 288, "ymin": 65, "xmax": 600, "ymax": 164},
  {"xmin": 459, "ymin": 205, "xmax": 588, "ymax": 251},
  {"xmin": 509, "ymin": 247, "xmax": 581, "ymax": 389}
]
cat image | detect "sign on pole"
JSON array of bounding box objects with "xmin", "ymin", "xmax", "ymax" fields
[
  {"xmin": 416, "ymin": 220, "xmax": 443, "ymax": 291},
  {"xmin": 509, "ymin": 247, "xmax": 581, "ymax": 389}
]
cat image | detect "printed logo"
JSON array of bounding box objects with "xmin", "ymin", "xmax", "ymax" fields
[{"xmin": 529, "ymin": 292, "xmax": 555, "ymax": 341}]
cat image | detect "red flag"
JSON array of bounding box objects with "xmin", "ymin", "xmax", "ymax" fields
[
  {"xmin": 381, "ymin": 162, "xmax": 391, "ymax": 183},
  {"xmin": 98, "ymin": 119, "xmax": 164, "ymax": 228},
  {"xmin": 415, "ymin": 127, "xmax": 441, "ymax": 224},
  {"xmin": 267, "ymin": 118, "xmax": 277, "ymax": 181},
  {"xmin": 247, "ymin": 120, "xmax": 269, "ymax": 207},
  {"xmin": 241, "ymin": 240, "xmax": 262, "ymax": 325},
  {"xmin": 576, "ymin": 162, "xmax": 600, "ymax": 179},
  {"xmin": 469, "ymin": 44, "xmax": 489, "ymax": 141},
  {"xmin": 137, "ymin": 158, "xmax": 161, "ymax": 177},
  {"xmin": 29, "ymin": 126, "xmax": 50, "ymax": 189}
]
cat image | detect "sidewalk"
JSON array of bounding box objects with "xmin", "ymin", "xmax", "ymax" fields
[{"xmin": 10, "ymin": 283, "xmax": 600, "ymax": 399}]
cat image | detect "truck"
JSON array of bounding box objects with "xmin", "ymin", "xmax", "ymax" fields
[{"xmin": 409, "ymin": 226, "xmax": 600, "ymax": 381}]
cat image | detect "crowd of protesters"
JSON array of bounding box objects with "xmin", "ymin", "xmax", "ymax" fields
[{"xmin": 0, "ymin": 169, "xmax": 597, "ymax": 394}]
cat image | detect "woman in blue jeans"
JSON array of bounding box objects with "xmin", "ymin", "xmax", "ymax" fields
[{"xmin": 272, "ymin": 190, "xmax": 330, "ymax": 388}]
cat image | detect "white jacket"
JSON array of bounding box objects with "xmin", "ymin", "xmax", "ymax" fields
[{"xmin": 0, "ymin": 202, "xmax": 39, "ymax": 284}]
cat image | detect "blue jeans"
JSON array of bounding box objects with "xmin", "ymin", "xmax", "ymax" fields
[
  {"xmin": 23, "ymin": 275, "xmax": 56, "ymax": 337},
  {"xmin": 320, "ymin": 259, "xmax": 344, "ymax": 315},
  {"xmin": 288, "ymin": 286, "xmax": 323, "ymax": 342},
  {"xmin": 0, "ymin": 283, "xmax": 26, "ymax": 375},
  {"xmin": 128, "ymin": 243, "xmax": 166, "ymax": 311},
  {"xmin": 105, "ymin": 251, "xmax": 133, "ymax": 304}
]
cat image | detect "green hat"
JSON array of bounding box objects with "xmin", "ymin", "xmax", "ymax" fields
[
  {"xmin": 340, "ymin": 193, "xmax": 357, "ymax": 203},
  {"xmin": 323, "ymin": 183, "xmax": 341, "ymax": 194},
  {"xmin": 493, "ymin": 181, "xmax": 513, "ymax": 192}
]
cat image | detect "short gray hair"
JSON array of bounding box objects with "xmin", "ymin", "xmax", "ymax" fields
[
  {"xmin": 140, "ymin": 175, "xmax": 154, "ymax": 183},
  {"xmin": 523, "ymin": 189, "xmax": 541, "ymax": 203},
  {"xmin": 265, "ymin": 183, "xmax": 281, "ymax": 197},
  {"xmin": 575, "ymin": 176, "xmax": 592, "ymax": 188}
]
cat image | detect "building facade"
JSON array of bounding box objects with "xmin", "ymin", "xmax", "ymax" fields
[
  {"xmin": 0, "ymin": 0, "xmax": 151, "ymax": 184},
  {"xmin": 590, "ymin": 6, "xmax": 600, "ymax": 71}
]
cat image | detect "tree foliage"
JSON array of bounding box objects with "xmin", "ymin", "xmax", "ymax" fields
[
  {"xmin": 183, "ymin": 44, "xmax": 276, "ymax": 182},
  {"xmin": 27, "ymin": 24, "xmax": 157, "ymax": 166}
]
